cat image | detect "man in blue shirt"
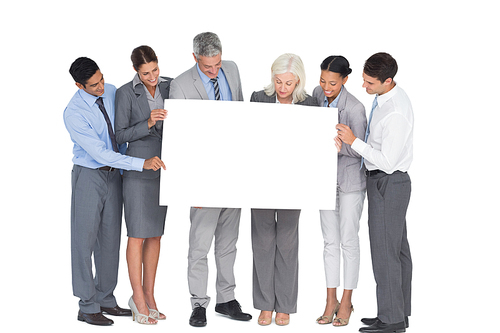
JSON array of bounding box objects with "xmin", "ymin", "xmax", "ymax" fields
[{"xmin": 64, "ymin": 57, "xmax": 165, "ymax": 326}]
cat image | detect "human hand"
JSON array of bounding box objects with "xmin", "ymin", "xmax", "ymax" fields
[
  {"xmin": 334, "ymin": 136, "xmax": 342, "ymax": 153},
  {"xmin": 143, "ymin": 156, "xmax": 166, "ymax": 171},
  {"xmin": 336, "ymin": 124, "xmax": 356, "ymax": 145},
  {"xmin": 148, "ymin": 109, "xmax": 168, "ymax": 128}
]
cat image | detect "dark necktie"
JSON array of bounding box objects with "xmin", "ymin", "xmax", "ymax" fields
[
  {"xmin": 95, "ymin": 97, "xmax": 119, "ymax": 152},
  {"xmin": 210, "ymin": 78, "xmax": 221, "ymax": 100}
]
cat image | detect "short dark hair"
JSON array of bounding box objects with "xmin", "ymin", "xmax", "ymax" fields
[
  {"xmin": 363, "ymin": 52, "xmax": 398, "ymax": 83},
  {"xmin": 69, "ymin": 57, "xmax": 99, "ymax": 87},
  {"xmin": 320, "ymin": 55, "xmax": 352, "ymax": 78},
  {"xmin": 131, "ymin": 45, "xmax": 158, "ymax": 71}
]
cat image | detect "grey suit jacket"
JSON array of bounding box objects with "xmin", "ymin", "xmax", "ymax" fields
[
  {"xmin": 169, "ymin": 60, "xmax": 243, "ymax": 101},
  {"xmin": 250, "ymin": 90, "xmax": 319, "ymax": 106},
  {"xmin": 313, "ymin": 86, "xmax": 367, "ymax": 192},
  {"xmin": 115, "ymin": 76, "xmax": 173, "ymax": 179}
]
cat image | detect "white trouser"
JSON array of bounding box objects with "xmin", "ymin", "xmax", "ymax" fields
[{"xmin": 320, "ymin": 187, "xmax": 365, "ymax": 290}]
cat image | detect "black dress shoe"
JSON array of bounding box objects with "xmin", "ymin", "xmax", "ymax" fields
[
  {"xmin": 101, "ymin": 305, "xmax": 132, "ymax": 316},
  {"xmin": 77, "ymin": 310, "xmax": 114, "ymax": 326},
  {"xmin": 361, "ymin": 317, "xmax": 379, "ymax": 326},
  {"xmin": 190, "ymin": 306, "xmax": 207, "ymax": 327},
  {"xmin": 361, "ymin": 317, "xmax": 409, "ymax": 328},
  {"xmin": 215, "ymin": 299, "xmax": 252, "ymax": 321},
  {"xmin": 359, "ymin": 320, "xmax": 406, "ymax": 333}
]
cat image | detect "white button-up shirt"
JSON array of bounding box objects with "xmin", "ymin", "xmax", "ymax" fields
[{"xmin": 351, "ymin": 84, "xmax": 413, "ymax": 174}]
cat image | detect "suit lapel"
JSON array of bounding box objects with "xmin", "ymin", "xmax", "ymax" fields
[
  {"xmin": 190, "ymin": 65, "xmax": 209, "ymax": 100},
  {"xmin": 336, "ymin": 87, "xmax": 348, "ymax": 124},
  {"xmin": 133, "ymin": 83, "xmax": 152, "ymax": 120}
]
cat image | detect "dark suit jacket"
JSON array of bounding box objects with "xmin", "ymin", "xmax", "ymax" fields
[
  {"xmin": 115, "ymin": 76, "xmax": 173, "ymax": 179},
  {"xmin": 250, "ymin": 90, "xmax": 319, "ymax": 106}
]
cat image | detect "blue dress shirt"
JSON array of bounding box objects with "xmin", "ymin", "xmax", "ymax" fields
[
  {"xmin": 64, "ymin": 83, "xmax": 144, "ymax": 171},
  {"xmin": 196, "ymin": 64, "xmax": 233, "ymax": 101},
  {"xmin": 323, "ymin": 86, "xmax": 344, "ymax": 108}
]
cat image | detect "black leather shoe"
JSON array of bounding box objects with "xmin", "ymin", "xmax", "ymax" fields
[
  {"xmin": 215, "ymin": 299, "xmax": 252, "ymax": 321},
  {"xmin": 359, "ymin": 320, "xmax": 406, "ymax": 333},
  {"xmin": 101, "ymin": 305, "xmax": 132, "ymax": 316},
  {"xmin": 190, "ymin": 306, "xmax": 207, "ymax": 327},
  {"xmin": 77, "ymin": 310, "xmax": 114, "ymax": 325},
  {"xmin": 361, "ymin": 317, "xmax": 409, "ymax": 328}
]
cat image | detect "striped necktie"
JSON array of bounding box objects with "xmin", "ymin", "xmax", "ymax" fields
[
  {"xmin": 210, "ymin": 78, "xmax": 221, "ymax": 100},
  {"xmin": 360, "ymin": 97, "xmax": 378, "ymax": 169}
]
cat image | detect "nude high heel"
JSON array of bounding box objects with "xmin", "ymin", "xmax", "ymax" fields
[
  {"xmin": 316, "ymin": 302, "xmax": 340, "ymax": 324},
  {"xmin": 333, "ymin": 305, "xmax": 354, "ymax": 327}
]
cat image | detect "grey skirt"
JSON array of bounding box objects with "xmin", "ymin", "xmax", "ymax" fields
[{"xmin": 123, "ymin": 176, "xmax": 167, "ymax": 238}]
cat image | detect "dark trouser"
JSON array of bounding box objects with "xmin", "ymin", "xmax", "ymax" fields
[
  {"xmin": 366, "ymin": 171, "xmax": 412, "ymax": 324},
  {"xmin": 71, "ymin": 165, "xmax": 123, "ymax": 313}
]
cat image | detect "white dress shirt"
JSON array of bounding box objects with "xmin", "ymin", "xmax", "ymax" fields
[{"xmin": 351, "ymin": 84, "xmax": 413, "ymax": 174}]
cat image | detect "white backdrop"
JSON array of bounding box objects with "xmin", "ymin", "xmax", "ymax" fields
[{"xmin": 1, "ymin": 1, "xmax": 498, "ymax": 332}]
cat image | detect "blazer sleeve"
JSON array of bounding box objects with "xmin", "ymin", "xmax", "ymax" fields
[
  {"xmin": 115, "ymin": 84, "xmax": 150, "ymax": 145},
  {"xmin": 339, "ymin": 100, "xmax": 366, "ymax": 158},
  {"xmin": 168, "ymin": 79, "xmax": 186, "ymax": 99},
  {"xmin": 250, "ymin": 91, "xmax": 258, "ymax": 102}
]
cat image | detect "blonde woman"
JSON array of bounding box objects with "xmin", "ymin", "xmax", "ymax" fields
[{"xmin": 250, "ymin": 53, "xmax": 318, "ymax": 326}]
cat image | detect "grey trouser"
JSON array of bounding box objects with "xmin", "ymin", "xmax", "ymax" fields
[
  {"xmin": 251, "ymin": 209, "xmax": 300, "ymax": 314},
  {"xmin": 71, "ymin": 165, "xmax": 122, "ymax": 313},
  {"xmin": 188, "ymin": 207, "xmax": 241, "ymax": 309},
  {"xmin": 366, "ymin": 171, "xmax": 412, "ymax": 324}
]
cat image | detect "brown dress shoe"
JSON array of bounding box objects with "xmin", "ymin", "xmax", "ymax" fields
[
  {"xmin": 101, "ymin": 305, "xmax": 132, "ymax": 316},
  {"xmin": 77, "ymin": 311, "xmax": 114, "ymax": 325}
]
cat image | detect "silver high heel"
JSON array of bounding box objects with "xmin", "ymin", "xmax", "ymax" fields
[
  {"xmin": 148, "ymin": 307, "xmax": 166, "ymax": 320},
  {"xmin": 128, "ymin": 296, "xmax": 157, "ymax": 325}
]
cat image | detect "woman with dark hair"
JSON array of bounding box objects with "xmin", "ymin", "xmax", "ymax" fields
[
  {"xmin": 115, "ymin": 46, "xmax": 172, "ymax": 325},
  {"xmin": 313, "ymin": 56, "xmax": 367, "ymax": 327}
]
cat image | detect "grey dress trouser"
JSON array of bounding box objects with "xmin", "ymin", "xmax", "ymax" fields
[
  {"xmin": 188, "ymin": 207, "xmax": 241, "ymax": 309},
  {"xmin": 251, "ymin": 209, "xmax": 300, "ymax": 314},
  {"xmin": 71, "ymin": 165, "xmax": 122, "ymax": 313},
  {"xmin": 366, "ymin": 171, "xmax": 412, "ymax": 325}
]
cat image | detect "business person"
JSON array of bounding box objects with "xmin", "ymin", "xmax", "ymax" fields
[
  {"xmin": 312, "ymin": 56, "xmax": 366, "ymax": 327},
  {"xmin": 250, "ymin": 53, "xmax": 317, "ymax": 327},
  {"xmin": 169, "ymin": 32, "xmax": 251, "ymax": 327},
  {"xmin": 336, "ymin": 52, "xmax": 413, "ymax": 333},
  {"xmin": 64, "ymin": 57, "xmax": 165, "ymax": 326},
  {"xmin": 115, "ymin": 46, "xmax": 172, "ymax": 325}
]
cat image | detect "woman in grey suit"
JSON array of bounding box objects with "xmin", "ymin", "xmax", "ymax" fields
[
  {"xmin": 250, "ymin": 53, "xmax": 318, "ymax": 326},
  {"xmin": 115, "ymin": 46, "xmax": 172, "ymax": 325},
  {"xmin": 313, "ymin": 56, "xmax": 366, "ymax": 327}
]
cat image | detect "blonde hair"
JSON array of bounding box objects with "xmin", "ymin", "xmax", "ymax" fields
[{"xmin": 264, "ymin": 53, "xmax": 307, "ymax": 103}]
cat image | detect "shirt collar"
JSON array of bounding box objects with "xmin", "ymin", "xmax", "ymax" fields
[
  {"xmin": 79, "ymin": 87, "xmax": 101, "ymax": 108},
  {"xmin": 323, "ymin": 86, "xmax": 343, "ymax": 108},
  {"xmin": 133, "ymin": 73, "xmax": 166, "ymax": 88},
  {"xmin": 196, "ymin": 63, "xmax": 219, "ymax": 84},
  {"xmin": 376, "ymin": 83, "xmax": 398, "ymax": 108}
]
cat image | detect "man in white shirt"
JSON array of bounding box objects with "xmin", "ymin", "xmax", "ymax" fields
[{"xmin": 336, "ymin": 53, "xmax": 413, "ymax": 333}]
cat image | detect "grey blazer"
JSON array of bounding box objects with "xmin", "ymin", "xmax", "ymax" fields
[
  {"xmin": 169, "ymin": 60, "xmax": 243, "ymax": 101},
  {"xmin": 115, "ymin": 76, "xmax": 173, "ymax": 179},
  {"xmin": 313, "ymin": 86, "xmax": 367, "ymax": 192},
  {"xmin": 250, "ymin": 90, "xmax": 319, "ymax": 106}
]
